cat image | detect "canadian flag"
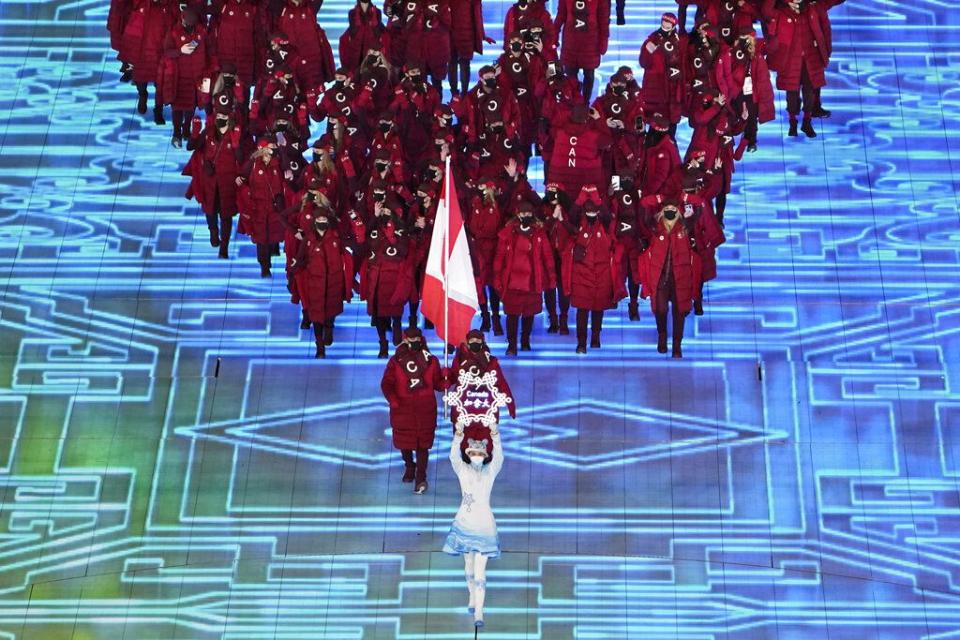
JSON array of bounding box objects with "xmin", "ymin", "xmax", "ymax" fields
[{"xmin": 422, "ymin": 157, "xmax": 479, "ymax": 346}]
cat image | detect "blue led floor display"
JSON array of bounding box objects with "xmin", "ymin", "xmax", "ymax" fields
[{"xmin": 1, "ymin": 0, "xmax": 960, "ymax": 638}]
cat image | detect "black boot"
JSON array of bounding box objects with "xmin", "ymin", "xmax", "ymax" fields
[
  {"xmin": 590, "ymin": 310, "xmax": 603, "ymax": 349},
  {"xmin": 218, "ymin": 216, "xmax": 232, "ymax": 259},
  {"xmin": 520, "ymin": 316, "xmax": 534, "ymax": 351},
  {"xmin": 205, "ymin": 213, "xmax": 220, "ymax": 247},
  {"xmin": 300, "ymin": 309, "xmax": 311, "ymax": 330},
  {"xmin": 480, "ymin": 309, "xmax": 491, "ymax": 332},
  {"xmin": 492, "ymin": 313, "xmax": 504, "ymax": 336},
  {"xmin": 505, "ymin": 315, "xmax": 519, "ymax": 355},
  {"xmin": 256, "ymin": 244, "xmax": 271, "ymax": 277},
  {"xmin": 812, "ymin": 106, "xmax": 832, "ymax": 118},
  {"xmin": 313, "ymin": 324, "xmax": 326, "ymax": 358},
  {"xmin": 376, "ymin": 318, "xmax": 390, "ymax": 358},
  {"xmin": 616, "ymin": 0, "xmax": 625, "ymax": 25},
  {"xmin": 628, "ymin": 300, "xmax": 639, "ymax": 321},
  {"xmin": 788, "ymin": 117, "xmax": 798, "ymax": 137},
  {"xmin": 575, "ymin": 309, "xmax": 588, "ymax": 354},
  {"xmin": 324, "ymin": 322, "xmax": 334, "ymax": 346},
  {"xmin": 136, "ymin": 84, "xmax": 148, "ymax": 114},
  {"xmin": 546, "ymin": 310, "xmax": 559, "ymax": 333},
  {"xmin": 401, "ymin": 450, "xmax": 416, "ymax": 482},
  {"xmin": 655, "ymin": 312, "xmax": 668, "ymax": 354},
  {"xmin": 120, "ymin": 63, "xmax": 133, "ymax": 83},
  {"xmin": 801, "ymin": 117, "xmax": 817, "ymax": 138},
  {"xmin": 391, "ymin": 316, "xmax": 403, "ymax": 346},
  {"xmin": 693, "ymin": 298, "xmax": 704, "ymax": 316},
  {"xmin": 408, "ymin": 301, "xmax": 419, "ymax": 329},
  {"xmin": 672, "ymin": 312, "xmax": 686, "ymax": 359},
  {"xmin": 153, "ymin": 101, "xmax": 165, "ymax": 126},
  {"xmin": 558, "ymin": 311, "xmax": 570, "ymax": 335}
]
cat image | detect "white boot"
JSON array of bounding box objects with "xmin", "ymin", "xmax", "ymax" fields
[{"xmin": 472, "ymin": 579, "xmax": 486, "ymax": 627}]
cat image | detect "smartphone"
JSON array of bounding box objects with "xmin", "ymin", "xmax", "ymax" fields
[{"xmin": 611, "ymin": 176, "xmax": 621, "ymax": 191}]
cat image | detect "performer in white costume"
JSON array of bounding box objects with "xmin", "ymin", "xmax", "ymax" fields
[
  {"xmin": 442, "ymin": 330, "xmax": 514, "ymax": 628},
  {"xmin": 444, "ymin": 428, "xmax": 503, "ymax": 628}
]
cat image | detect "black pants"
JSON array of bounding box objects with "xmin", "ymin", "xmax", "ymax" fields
[
  {"xmin": 448, "ymin": 55, "xmax": 471, "ymax": 95},
  {"xmin": 401, "ymin": 448, "xmax": 429, "ymax": 484},
  {"xmin": 563, "ymin": 64, "xmax": 595, "ymax": 101},
  {"xmin": 786, "ymin": 65, "xmax": 817, "ymax": 118}
]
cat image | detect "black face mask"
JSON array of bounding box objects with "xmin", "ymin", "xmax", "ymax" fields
[
  {"xmin": 483, "ymin": 77, "xmax": 497, "ymax": 89},
  {"xmin": 366, "ymin": 55, "xmax": 378, "ymax": 65},
  {"xmin": 408, "ymin": 341, "xmax": 423, "ymax": 351},
  {"xmin": 375, "ymin": 162, "xmax": 388, "ymax": 172},
  {"xmin": 333, "ymin": 80, "xmax": 344, "ymax": 89},
  {"xmin": 378, "ymin": 123, "xmax": 391, "ymax": 134},
  {"xmin": 223, "ymin": 76, "xmax": 235, "ymax": 87},
  {"xmin": 519, "ymin": 216, "xmax": 533, "ymax": 226},
  {"xmin": 468, "ymin": 342, "xmax": 483, "ymax": 353},
  {"xmin": 315, "ymin": 222, "xmax": 329, "ymax": 231},
  {"xmin": 620, "ymin": 179, "xmax": 633, "ymax": 191},
  {"xmin": 216, "ymin": 117, "xmax": 230, "ymax": 128},
  {"xmin": 663, "ymin": 208, "xmax": 678, "ymax": 221},
  {"xmin": 373, "ymin": 192, "xmax": 386, "ymax": 202},
  {"xmin": 612, "ymin": 85, "xmax": 625, "ymax": 96},
  {"xmin": 510, "ymin": 42, "xmax": 522, "ymax": 53}
]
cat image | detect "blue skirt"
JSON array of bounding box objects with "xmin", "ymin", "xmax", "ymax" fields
[{"xmin": 443, "ymin": 522, "xmax": 501, "ymax": 559}]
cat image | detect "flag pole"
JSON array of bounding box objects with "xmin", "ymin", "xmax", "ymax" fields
[{"xmin": 442, "ymin": 154, "xmax": 451, "ymax": 421}]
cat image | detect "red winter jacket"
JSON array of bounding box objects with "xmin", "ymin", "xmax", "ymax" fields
[
  {"xmin": 402, "ymin": 0, "xmax": 452, "ymax": 76},
  {"xmin": 277, "ymin": 0, "xmax": 335, "ymax": 89},
  {"xmin": 637, "ymin": 218, "xmax": 702, "ymax": 315},
  {"xmin": 449, "ymin": 0, "xmax": 486, "ymax": 59},
  {"xmin": 120, "ymin": 0, "xmax": 173, "ymax": 84},
  {"xmin": 721, "ymin": 40, "xmax": 775, "ymax": 123},
  {"xmin": 504, "ymin": 1, "xmax": 556, "ymax": 55},
  {"xmin": 184, "ymin": 125, "xmax": 244, "ymax": 217},
  {"xmin": 161, "ymin": 23, "xmax": 209, "ymax": 110},
  {"xmin": 381, "ymin": 346, "xmax": 446, "ymax": 449},
  {"xmin": 555, "ymin": 0, "xmax": 609, "ymax": 70},
  {"xmin": 293, "ymin": 228, "xmax": 354, "ymax": 324},
  {"xmin": 547, "ymin": 116, "xmax": 612, "ymax": 197},
  {"xmin": 493, "ymin": 221, "xmax": 557, "ymax": 297},
  {"xmin": 562, "ymin": 218, "xmax": 626, "ymax": 311},
  {"xmin": 339, "ymin": 3, "xmax": 385, "ymax": 72},
  {"xmin": 238, "ymin": 156, "xmax": 289, "ymax": 245},
  {"xmin": 211, "ymin": 0, "xmax": 261, "ymax": 84},
  {"xmin": 767, "ymin": 0, "xmax": 843, "ymax": 91},
  {"xmin": 640, "ymin": 28, "xmax": 687, "ymax": 123},
  {"xmin": 640, "ymin": 133, "xmax": 681, "ymax": 198},
  {"xmin": 108, "ymin": 0, "xmax": 133, "ymax": 52}
]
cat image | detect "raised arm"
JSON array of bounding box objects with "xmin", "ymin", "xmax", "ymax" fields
[
  {"xmin": 450, "ymin": 428, "xmax": 465, "ymax": 469},
  {"xmin": 488, "ymin": 429, "xmax": 504, "ymax": 477}
]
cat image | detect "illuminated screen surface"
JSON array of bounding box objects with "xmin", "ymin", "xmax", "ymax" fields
[{"xmin": 1, "ymin": 0, "xmax": 959, "ymax": 637}]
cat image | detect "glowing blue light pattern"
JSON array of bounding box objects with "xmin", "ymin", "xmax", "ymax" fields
[{"xmin": 1, "ymin": 0, "xmax": 960, "ymax": 637}]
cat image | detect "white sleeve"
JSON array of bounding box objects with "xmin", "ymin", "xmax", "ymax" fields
[
  {"xmin": 450, "ymin": 431, "xmax": 465, "ymax": 472},
  {"xmin": 488, "ymin": 431, "xmax": 504, "ymax": 477}
]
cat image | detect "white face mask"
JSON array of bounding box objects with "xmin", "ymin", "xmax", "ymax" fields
[{"xmin": 470, "ymin": 457, "xmax": 484, "ymax": 470}]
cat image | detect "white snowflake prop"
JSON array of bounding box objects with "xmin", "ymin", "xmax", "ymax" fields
[{"xmin": 444, "ymin": 368, "xmax": 512, "ymax": 429}]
